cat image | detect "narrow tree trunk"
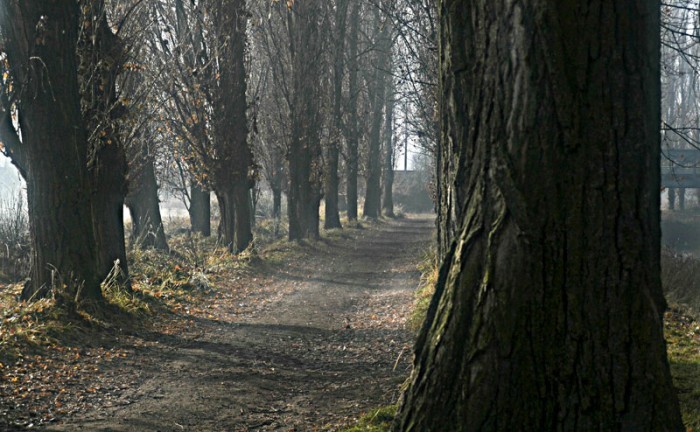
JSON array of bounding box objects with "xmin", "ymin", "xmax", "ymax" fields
[
  {"xmin": 382, "ymin": 58, "xmax": 396, "ymax": 218},
  {"xmin": 395, "ymin": 1, "xmax": 683, "ymax": 429},
  {"xmin": 189, "ymin": 181, "xmax": 211, "ymax": 237},
  {"xmin": 1, "ymin": 2, "xmax": 102, "ymax": 301},
  {"xmin": 363, "ymin": 7, "xmax": 390, "ymax": 219},
  {"xmin": 324, "ymin": 145, "xmax": 342, "ymax": 229},
  {"xmin": 126, "ymin": 156, "xmax": 168, "ymax": 252},
  {"xmin": 669, "ymin": 187, "xmax": 677, "ymax": 210},
  {"xmin": 679, "ymin": 188, "xmax": 686, "ymax": 210},
  {"xmin": 324, "ymin": 0, "xmax": 348, "ymax": 230},
  {"xmin": 272, "ymin": 188, "xmax": 282, "ymax": 220},
  {"xmin": 345, "ymin": 1, "xmax": 360, "ymax": 222},
  {"xmin": 233, "ymin": 184, "xmax": 253, "ymax": 252}
]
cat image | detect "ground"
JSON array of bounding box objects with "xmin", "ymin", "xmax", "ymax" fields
[{"xmin": 1, "ymin": 215, "xmax": 433, "ymax": 431}]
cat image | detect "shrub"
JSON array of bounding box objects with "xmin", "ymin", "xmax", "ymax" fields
[{"xmin": 0, "ymin": 192, "xmax": 29, "ymax": 282}]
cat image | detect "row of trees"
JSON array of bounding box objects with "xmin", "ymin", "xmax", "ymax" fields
[
  {"xmin": 0, "ymin": 0, "xmax": 436, "ymax": 301},
  {"xmin": 0, "ymin": 0, "xmax": 693, "ymax": 427}
]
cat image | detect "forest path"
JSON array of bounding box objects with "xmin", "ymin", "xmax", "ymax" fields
[{"xmin": 47, "ymin": 215, "xmax": 434, "ymax": 431}]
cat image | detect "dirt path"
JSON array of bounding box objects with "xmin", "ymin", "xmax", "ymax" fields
[{"xmin": 45, "ymin": 216, "xmax": 434, "ymax": 431}]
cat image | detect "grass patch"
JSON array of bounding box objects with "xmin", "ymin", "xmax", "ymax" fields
[
  {"xmin": 338, "ymin": 405, "xmax": 397, "ymax": 432},
  {"xmin": 406, "ymin": 247, "xmax": 438, "ymax": 333},
  {"xmin": 666, "ymin": 307, "xmax": 700, "ymax": 429}
]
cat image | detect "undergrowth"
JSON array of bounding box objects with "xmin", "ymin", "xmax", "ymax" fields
[
  {"xmin": 406, "ymin": 247, "xmax": 438, "ymax": 333},
  {"xmin": 0, "ymin": 226, "xmax": 260, "ymax": 366},
  {"xmin": 665, "ymin": 307, "xmax": 700, "ymax": 429},
  {"xmin": 338, "ymin": 405, "xmax": 396, "ymax": 432}
]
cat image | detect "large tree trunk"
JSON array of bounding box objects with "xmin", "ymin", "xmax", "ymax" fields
[
  {"xmin": 189, "ymin": 181, "xmax": 211, "ymax": 237},
  {"xmin": 1, "ymin": 2, "xmax": 102, "ymax": 301},
  {"xmin": 287, "ymin": 0, "xmax": 323, "ymax": 240},
  {"xmin": 395, "ymin": 1, "xmax": 683, "ymax": 430},
  {"xmin": 210, "ymin": 0, "xmax": 254, "ymax": 252},
  {"xmin": 80, "ymin": 3, "xmax": 130, "ymax": 286},
  {"xmin": 126, "ymin": 154, "xmax": 168, "ymax": 252},
  {"xmin": 344, "ymin": 1, "xmax": 360, "ymax": 222},
  {"xmin": 91, "ymin": 144, "xmax": 129, "ymax": 286}
]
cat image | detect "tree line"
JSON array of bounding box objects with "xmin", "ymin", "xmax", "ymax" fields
[
  {"xmin": 0, "ymin": 0, "xmax": 692, "ymax": 428},
  {"xmin": 0, "ymin": 0, "xmax": 435, "ymax": 301}
]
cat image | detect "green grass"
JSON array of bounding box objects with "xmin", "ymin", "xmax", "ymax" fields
[
  {"xmin": 338, "ymin": 405, "xmax": 397, "ymax": 432},
  {"xmin": 406, "ymin": 247, "xmax": 438, "ymax": 333},
  {"xmin": 666, "ymin": 308, "xmax": 700, "ymax": 429}
]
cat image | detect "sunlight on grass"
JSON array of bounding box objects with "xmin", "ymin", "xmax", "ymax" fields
[{"xmin": 406, "ymin": 247, "xmax": 437, "ymax": 333}]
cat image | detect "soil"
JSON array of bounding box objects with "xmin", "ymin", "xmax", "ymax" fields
[{"xmin": 38, "ymin": 215, "xmax": 434, "ymax": 431}]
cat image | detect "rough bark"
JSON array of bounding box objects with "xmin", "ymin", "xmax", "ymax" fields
[
  {"xmin": 126, "ymin": 152, "xmax": 168, "ymax": 252},
  {"xmin": 1, "ymin": 2, "xmax": 102, "ymax": 300},
  {"xmin": 189, "ymin": 181, "xmax": 211, "ymax": 237},
  {"xmin": 344, "ymin": 1, "xmax": 360, "ymax": 222},
  {"xmin": 287, "ymin": 0, "xmax": 323, "ymax": 240},
  {"xmin": 210, "ymin": 0, "xmax": 254, "ymax": 253},
  {"xmin": 395, "ymin": 1, "xmax": 683, "ymax": 430},
  {"xmin": 79, "ymin": 3, "xmax": 130, "ymax": 286}
]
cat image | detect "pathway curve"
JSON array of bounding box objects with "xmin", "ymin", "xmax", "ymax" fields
[{"xmin": 46, "ymin": 216, "xmax": 434, "ymax": 431}]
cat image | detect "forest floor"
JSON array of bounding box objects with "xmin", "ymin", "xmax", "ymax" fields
[{"xmin": 0, "ymin": 215, "xmax": 434, "ymax": 431}]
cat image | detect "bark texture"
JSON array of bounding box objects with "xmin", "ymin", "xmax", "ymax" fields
[
  {"xmin": 287, "ymin": 0, "xmax": 323, "ymax": 240},
  {"xmin": 79, "ymin": 2, "xmax": 130, "ymax": 286},
  {"xmin": 395, "ymin": 1, "xmax": 683, "ymax": 430},
  {"xmin": 1, "ymin": 2, "xmax": 102, "ymax": 300},
  {"xmin": 210, "ymin": 0, "xmax": 253, "ymax": 253}
]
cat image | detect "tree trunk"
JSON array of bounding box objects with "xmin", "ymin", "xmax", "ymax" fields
[
  {"xmin": 272, "ymin": 188, "xmax": 282, "ymax": 221},
  {"xmin": 80, "ymin": 2, "xmax": 130, "ymax": 287},
  {"xmin": 215, "ymin": 183, "xmax": 253, "ymax": 253},
  {"xmin": 126, "ymin": 155, "xmax": 168, "ymax": 252},
  {"xmin": 345, "ymin": 1, "xmax": 360, "ymax": 222},
  {"xmin": 324, "ymin": 145, "xmax": 342, "ymax": 229},
  {"xmin": 395, "ymin": 1, "xmax": 683, "ymax": 430},
  {"xmin": 669, "ymin": 187, "xmax": 676, "ymax": 210},
  {"xmin": 91, "ymin": 144, "xmax": 129, "ymax": 286},
  {"xmin": 679, "ymin": 188, "xmax": 686, "ymax": 210},
  {"xmin": 287, "ymin": 0, "xmax": 323, "ymax": 240},
  {"xmin": 324, "ymin": 0, "xmax": 348, "ymax": 230},
  {"xmin": 382, "ymin": 58, "xmax": 395, "ymax": 218},
  {"xmin": 189, "ymin": 181, "xmax": 211, "ymax": 237},
  {"xmin": 210, "ymin": 0, "xmax": 254, "ymax": 252},
  {"xmin": 1, "ymin": 2, "xmax": 102, "ymax": 301},
  {"xmin": 363, "ymin": 6, "xmax": 390, "ymax": 219}
]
